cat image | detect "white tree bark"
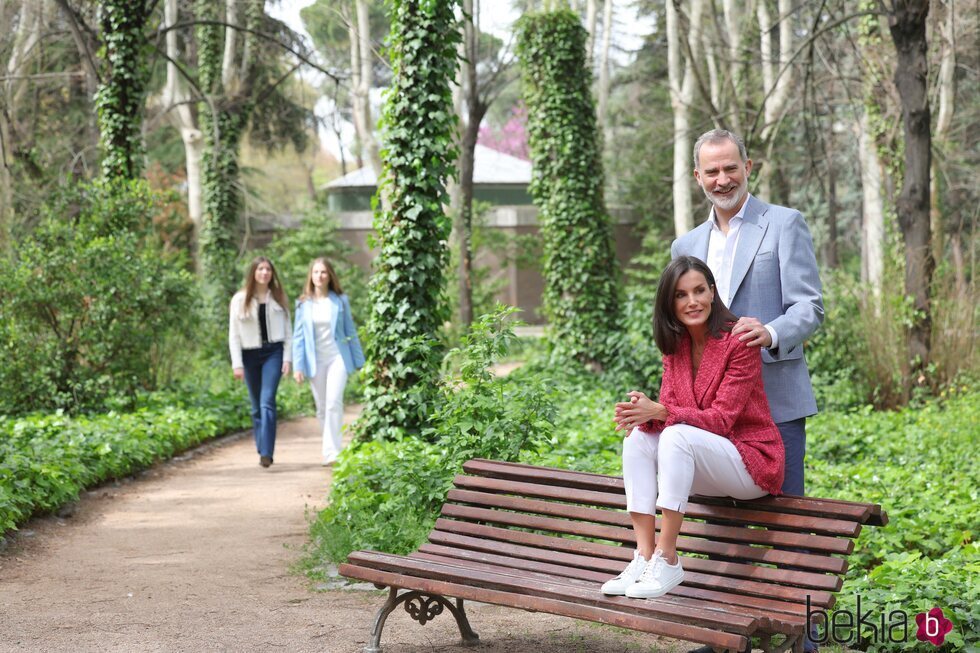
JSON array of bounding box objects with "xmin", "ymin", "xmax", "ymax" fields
[
  {"xmin": 931, "ymin": 0, "xmax": 956, "ymax": 264},
  {"xmin": 585, "ymin": 0, "xmax": 598, "ymax": 66},
  {"xmin": 857, "ymin": 111, "xmax": 884, "ymax": 292},
  {"xmin": 5, "ymin": 0, "xmax": 44, "ymax": 127},
  {"xmin": 349, "ymin": 0, "xmax": 381, "ymax": 177},
  {"xmin": 756, "ymin": 0, "xmax": 794, "ymax": 198},
  {"xmin": 222, "ymin": 0, "xmax": 239, "ymax": 92},
  {"xmin": 595, "ymin": 0, "xmax": 613, "ymax": 128},
  {"xmin": 161, "ymin": 0, "xmax": 204, "ymax": 247},
  {"xmin": 668, "ymin": 0, "xmax": 705, "ymax": 236}
]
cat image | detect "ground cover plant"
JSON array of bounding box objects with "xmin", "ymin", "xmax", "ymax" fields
[{"xmin": 0, "ymin": 369, "xmax": 310, "ymax": 537}]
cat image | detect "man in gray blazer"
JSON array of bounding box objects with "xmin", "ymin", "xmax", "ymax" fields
[{"xmin": 672, "ymin": 129, "xmax": 824, "ymax": 498}]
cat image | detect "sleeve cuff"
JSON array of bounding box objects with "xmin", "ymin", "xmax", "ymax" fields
[{"xmin": 765, "ymin": 324, "xmax": 779, "ymax": 351}]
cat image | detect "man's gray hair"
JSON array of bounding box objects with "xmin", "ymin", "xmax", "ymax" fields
[{"xmin": 693, "ymin": 129, "xmax": 748, "ymax": 169}]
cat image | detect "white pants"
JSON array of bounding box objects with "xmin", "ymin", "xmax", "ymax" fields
[
  {"xmin": 308, "ymin": 354, "xmax": 348, "ymax": 463},
  {"xmin": 622, "ymin": 423, "xmax": 766, "ymax": 515}
]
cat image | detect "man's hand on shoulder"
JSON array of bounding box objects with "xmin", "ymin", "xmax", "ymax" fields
[{"xmin": 732, "ymin": 316, "xmax": 772, "ymax": 348}]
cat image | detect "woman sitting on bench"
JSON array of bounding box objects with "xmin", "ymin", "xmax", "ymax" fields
[{"xmin": 603, "ymin": 256, "xmax": 785, "ymax": 600}]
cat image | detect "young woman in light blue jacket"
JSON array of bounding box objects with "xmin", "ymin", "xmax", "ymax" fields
[{"xmin": 292, "ymin": 258, "xmax": 365, "ymax": 465}]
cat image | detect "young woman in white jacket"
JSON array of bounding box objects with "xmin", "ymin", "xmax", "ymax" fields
[
  {"xmin": 228, "ymin": 256, "xmax": 292, "ymax": 468},
  {"xmin": 292, "ymin": 258, "xmax": 364, "ymax": 465}
]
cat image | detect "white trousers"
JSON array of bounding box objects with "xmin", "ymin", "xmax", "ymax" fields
[
  {"xmin": 622, "ymin": 423, "xmax": 766, "ymax": 515},
  {"xmin": 308, "ymin": 353, "xmax": 348, "ymax": 463}
]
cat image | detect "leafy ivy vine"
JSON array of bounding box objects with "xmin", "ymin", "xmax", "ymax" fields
[
  {"xmin": 355, "ymin": 0, "xmax": 461, "ymax": 441},
  {"xmin": 95, "ymin": 0, "xmax": 151, "ymax": 181},
  {"xmin": 516, "ymin": 9, "xmax": 621, "ymax": 368}
]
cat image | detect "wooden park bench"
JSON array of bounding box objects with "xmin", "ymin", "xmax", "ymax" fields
[{"xmin": 339, "ymin": 458, "xmax": 888, "ymax": 653}]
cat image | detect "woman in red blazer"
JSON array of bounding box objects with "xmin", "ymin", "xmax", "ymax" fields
[{"xmin": 601, "ymin": 256, "xmax": 785, "ymax": 600}]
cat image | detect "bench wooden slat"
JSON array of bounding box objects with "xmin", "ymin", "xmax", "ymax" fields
[
  {"xmin": 447, "ymin": 488, "xmax": 849, "ymax": 572},
  {"xmin": 453, "ymin": 476, "xmax": 854, "ymax": 555},
  {"xmin": 431, "ymin": 520, "xmax": 838, "ymax": 605},
  {"xmin": 407, "ymin": 551, "xmax": 797, "ymax": 632},
  {"xmin": 453, "ymin": 473, "xmax": 863, "ymax": 537},
  {"xmin": 439, "ymin": 507, "xmax": 842, "ymax": 591},
  {"xmin": 416, "ymin": 542, "xmax": 818, "ymax": 618},
  {"xmin": 411, "ymin": 548, "xmax": 807, "ymax": 634},
  {"xmin": 339, "ymin": 562, "xmax": 750, "ymax": 652},
  {"xmin": 465, "ymin": 459, "xmax": 883, "ymax": 525},
  {"xmin": 347, "ymin": 551, "xmax": 759, "ymax": 634}
]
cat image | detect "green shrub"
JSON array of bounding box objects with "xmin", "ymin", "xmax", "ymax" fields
[
  {"xmin": 0, "ymin": 180, "xmax": 198, "ymax": 415},
  {"xmin": 0, "ymin": 369, "xmax": 310, "ymax": 537},
  {"xmin": 307, "ymin": 307, "xmax": 557, "ymax": 564}
]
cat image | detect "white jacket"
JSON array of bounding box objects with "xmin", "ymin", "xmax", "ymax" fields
[{"xmin": 228, "ymin": 291, "xmax": 293, "ymax": 369}]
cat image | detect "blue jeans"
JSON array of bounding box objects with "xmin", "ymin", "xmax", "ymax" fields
[
  {"xmin": 242, "ymin": 342, "xmax": 283, "ymax": 458},
  {"xmin": 777, "ymin": 418, "xmax": 807, "ymax": 496}
]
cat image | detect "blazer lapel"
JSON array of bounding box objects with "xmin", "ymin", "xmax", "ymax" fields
[
  {"xmin": 692, "ymin": 221, "xmax": 711, "ymax": 262},
  {"xmin": 694, "ymin": 335, "xmax": 727, "ymax": 407},
  {"xmin": 727, "ymin": 196, "xmax": 769, "ymax": 305}
]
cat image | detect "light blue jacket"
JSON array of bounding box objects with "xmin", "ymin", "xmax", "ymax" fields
[
  {"xmin": 292, "ymin": 292, "xmax": 365, "ymax": 377},
  {"xmin": 671, "ymin": 195, "xmax": 824, "ymax": 423}
]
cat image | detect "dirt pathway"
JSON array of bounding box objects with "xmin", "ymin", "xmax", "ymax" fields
[{"xmin": 0, "ymin": 410, "xmax": 679, "ymax": 653}]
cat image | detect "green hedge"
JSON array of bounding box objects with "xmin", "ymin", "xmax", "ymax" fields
[{"xmin": 0, "ymin": 375, "xmax": 310, "ymax": 537}]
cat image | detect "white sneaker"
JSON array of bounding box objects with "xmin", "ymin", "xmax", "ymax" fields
[
  {"xmin": 601, "ymin": 552, "xmax": 648, "ymax": 595},
  {"xmin": 624, "ymin": 550, "xmax": 684, "ymax": 599}
]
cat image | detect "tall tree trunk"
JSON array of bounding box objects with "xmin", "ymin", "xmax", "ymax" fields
[
  {"xmin": 930, "ymin": 0, "xmax": 955, "ymax": 266},
  {"xmin": 162, "ymin": 0, "xmax": 204, "ymax": 264},
  {"xmin": 452, "ymin": 0, "xmax": 481, "ymax": 328},
  {"xmin": 857, "ymin": 111, "xmax": 885, "ymax": 292},
  {"xmin": 96, "ymin": 0, "xmax": 151, "ymax": 181},
  {"xmin": 824, "ymin": 132, "xmax": 838, "ymax": 268},
  {"xmin": 595, "ymin": 0, "xmax": 613, "ymax": 129},
  {"xmin": 888, "ymin": 0, "xmax": 933, "ymax": 365},
  {"xmin": 756, "ymin": 0, "xmax": 794, "ymax": 199},
  {"xmin": 585, "ymin": 0, "xmax": 598, "ymax": 65},
  {"xmin": 197, "ymin": 0, "xmax": 262, "ymax": 314},
  {"xmin": 667, "ymin": 0, "xmax": 704, "ymax": 236},
  {"xmin": 350, "ymin": 0, "xmax": 381, "ymax": 177}
]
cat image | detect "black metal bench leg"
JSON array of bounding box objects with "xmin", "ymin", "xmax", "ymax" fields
[{"xmin": 363, "ymin": 587, "xmax": 480, "ymax": 653}]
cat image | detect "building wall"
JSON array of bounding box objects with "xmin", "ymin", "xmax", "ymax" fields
[{"xmin": 332, "ymin": 205, "xmax": 642, "ymax": 324}]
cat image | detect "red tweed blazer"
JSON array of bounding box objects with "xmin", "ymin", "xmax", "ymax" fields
[{"xmin": 642, "ymin": 330, "xmax": 785, "ymax": 495}]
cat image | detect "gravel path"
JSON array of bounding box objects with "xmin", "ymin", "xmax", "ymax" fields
[{"xmin": 0, "ymin": 409, "xmax": 680, "ymax": 653}]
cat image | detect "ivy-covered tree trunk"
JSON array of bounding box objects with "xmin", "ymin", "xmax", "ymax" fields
[
  {"xmin": 516, "ymin": 10, "xmax": 620, "ymax": 369},
  {"xmin": 196, "ymin": 0, "xmax": 261, "ymax": 315},
  {"xmin": 356, "ymin": 0, "xmax": 460, "ymax": 441},
  {"xmin": 95, "ymin": 0, "xmax": 151, "ymax": 180}
]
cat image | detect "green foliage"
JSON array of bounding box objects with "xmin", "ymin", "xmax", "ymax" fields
[
  {"xmin": 515, "ymin": 9, "xmax": 622, "ymax": 368},
  {"xmin": 356, "ymin": 0, "xmax": 461, "ymax": 441},
  {"xmin": 0, "ymin": 180, "xmax": 197, "ymax": 414},
  {"xmin": 0, "ymin": 370, "xmax": 309, "ymax": 537},
  {"xmin": 96, "ymin": 0, "xmax": 151, "ymax": 180},
  {"xmin": 805, "ymin": 387, "xmax": 980, "ymax": 650},
  {"xmin": 307, "ymin": 307, "xmax": 557, "ymax": 563},
  {"xmin": 261, "ymin": 207, "xmax": 368, "ymax": 319}
]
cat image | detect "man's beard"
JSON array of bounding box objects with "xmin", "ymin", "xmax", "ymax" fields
[{"xmin": 702, "ymin": 177, "xmax": 748, "ymax": 212}]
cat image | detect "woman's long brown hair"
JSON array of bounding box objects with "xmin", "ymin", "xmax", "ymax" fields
[
  {"xmin": 653, "ymin": 256, "xmax": 737, "ymax": 355},
  {"xmin": 242, "ymin": 256, "xmax": 288, "ymax": 315},
  {"xmin": 298, "ymin": 257, "xmax": 344, "ymax": 302}
]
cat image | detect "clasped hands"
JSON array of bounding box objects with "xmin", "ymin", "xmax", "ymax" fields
[{"xmin": 614, "ymin": 390, "xmax": 668, "ymax": 433}]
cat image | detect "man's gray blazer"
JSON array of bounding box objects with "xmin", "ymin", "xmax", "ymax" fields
[{"xmin": 671, "ymin": 195, "xmax": 824, "ymax": 423}]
